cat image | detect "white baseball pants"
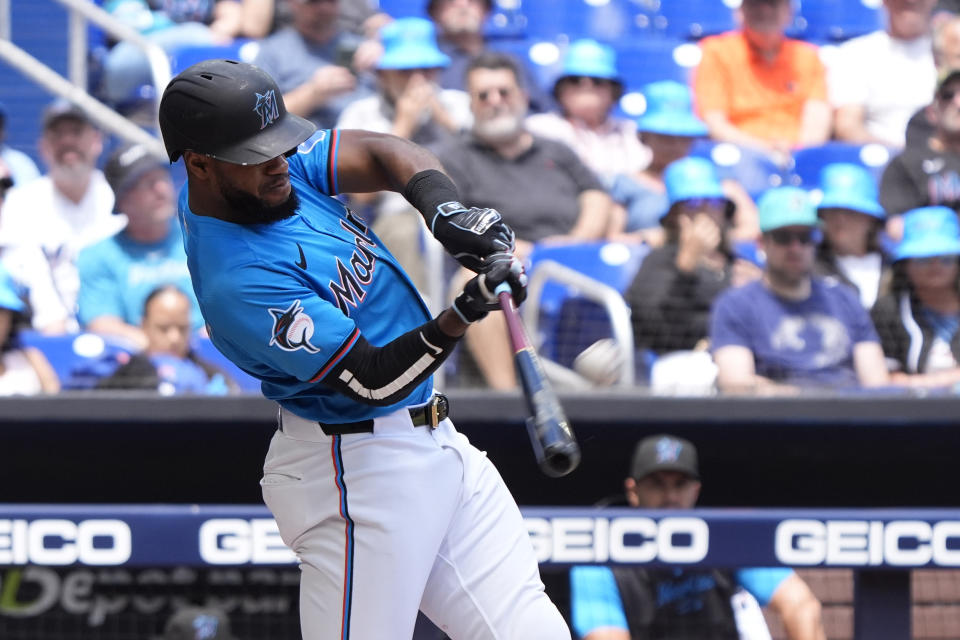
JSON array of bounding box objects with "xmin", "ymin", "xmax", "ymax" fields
[{"xmin": 261, "ymin": 403, "xmax": 571, "ymax": 640}]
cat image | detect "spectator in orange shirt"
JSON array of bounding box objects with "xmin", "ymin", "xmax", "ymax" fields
[{"xmin": 693, "ymin": 0, "xmax": 831, "ymax": 164}]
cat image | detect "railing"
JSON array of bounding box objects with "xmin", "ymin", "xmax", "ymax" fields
[{"xmin": 0, "ymin": 0, "xmax": 168, "ymax": 159}]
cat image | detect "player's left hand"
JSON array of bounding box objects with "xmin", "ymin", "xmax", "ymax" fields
[
  {"xmin": 431, "ymin": 204, "xmax": 516, "ymax": 272},
  {"xmin": 452, "ymin": 253, "xmax": 527, "ymax": 323}
]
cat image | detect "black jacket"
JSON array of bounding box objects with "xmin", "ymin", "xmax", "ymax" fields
[
  {"xmin": 871, "ymin": 291, "xmax": 960, "ymax": 373},
  {"xmin": 624, "ymin": 245, "xmax": 732, "ymax": 354}
]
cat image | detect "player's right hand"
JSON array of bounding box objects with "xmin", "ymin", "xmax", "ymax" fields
[
  {"xmin": 431, "ymin": 204, "xmax": 516, "ymax": 272},
  {"xmin": 452, "ymin": 254, "xmax": 527, "ymax": 323}
]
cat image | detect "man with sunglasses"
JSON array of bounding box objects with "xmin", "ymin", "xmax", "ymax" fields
[
  {"xmin": 882, "ymin": 66, "xmax": 960, "ymax": 234},
  {"xmin": 710, "ymin": 187, "xmax": 890, "ymax": 394},
  {"xmin": 436, "ymin": 51, "xmax": 614, "ymax": 389}
]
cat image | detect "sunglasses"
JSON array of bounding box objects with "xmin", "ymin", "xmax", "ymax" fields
[
  {"xmin": 475, "ymin": 87, "xmax": 514, "ymax": 102},
  {"xmin": 767, "ymin": 228, "xmax": 819, "ymax": 246},
  {"xmin": 679, "ymin": 197, "xmax": 729, "ymax": 211},
  {"xmin": 561, "ymin": 75, "xmax": 615, "ymax": 87}
]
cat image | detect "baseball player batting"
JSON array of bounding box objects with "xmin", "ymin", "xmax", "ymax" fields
[{"xmin": 157, "ymin": 60, "xmax": 570, "ymax": 640}]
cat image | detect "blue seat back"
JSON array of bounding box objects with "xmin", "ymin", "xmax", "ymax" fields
[
  {"xmin": 796, "ymin": 0, "xmax": 885, "ymax": 42},
  {"xmin": 653, "ymin": 0, "xmax": 737, "ymax": 40},
  {"xmin": 789, "ymin": 142, "xmax": 892, "ymax": 189},
  {"xmin": 527, "ymin": 242, "xmax": 647, "ymax": 363}
]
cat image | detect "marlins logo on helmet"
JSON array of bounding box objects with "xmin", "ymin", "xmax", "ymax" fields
[
  {"xmin": 254, "ymin": 89, "xmax": 280, "ymax": 130},
  {"xmin": 269, "ymin": 300, "xmax": 321, "ymax": 353}
]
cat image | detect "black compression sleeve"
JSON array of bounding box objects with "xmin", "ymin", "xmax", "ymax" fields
[
  {"xmin": 321, "ymin": 318, "xmax": 460, "ymax": 406},
  {"xmin": 403, "ymin": 169, "xmax": 462, "ymax": 228}
]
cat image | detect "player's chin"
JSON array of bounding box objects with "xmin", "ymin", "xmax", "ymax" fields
[{"xmin": 261, "ymin": 180, "xmax": 291, "ymax": 204}]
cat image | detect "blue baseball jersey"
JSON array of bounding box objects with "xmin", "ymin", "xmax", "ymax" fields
[
  {"xmin": 177, "ymin": 129, "xmax": 434, "ymax": 422},
  {"xmin": 570, "ymin": 565, "xmax": 793, "ymax": 637}
]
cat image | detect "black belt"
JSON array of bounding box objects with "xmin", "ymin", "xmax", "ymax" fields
[{"xmin": 281, "ymin": 394, "xmax": 449, "ymax": 436}]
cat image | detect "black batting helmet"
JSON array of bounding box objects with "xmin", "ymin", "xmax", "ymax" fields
[{"xmin": 158, "ymin": 59, "xmax": 316, "ymax": 165}]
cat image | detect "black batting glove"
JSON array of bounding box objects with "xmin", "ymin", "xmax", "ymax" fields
[
  {"xmin": 452, "ymin": 254, "xmax": 527, "ymax": 324},
  {"xmin": 430, "ymin": 202, "xmax": 516, "ymax": 272}
]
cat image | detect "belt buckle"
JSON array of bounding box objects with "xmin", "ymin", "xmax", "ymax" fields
[{"xmin": 428, "ymin": 396, "xmax": 440, "ymax": 429}]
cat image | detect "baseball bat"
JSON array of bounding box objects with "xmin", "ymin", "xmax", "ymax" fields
[{"xmin": 495, "ymin": 282, "xmax": 581, "ymax": 478}]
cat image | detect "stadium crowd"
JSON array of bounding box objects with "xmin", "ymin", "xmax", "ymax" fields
[{"xmin": 1, "ymin": 0, "xmax": 959, "ymax": 398}]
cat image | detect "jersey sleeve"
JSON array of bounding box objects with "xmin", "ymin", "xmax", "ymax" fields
[
  {"xmin": 570, "ymin": 566, "xmax": 630, "ymax": 638},
  {"xmin": 734, "ymin": 567, "xmax": 795, "ymax": 607},
  {"xmin": 287, "ymin": 129, "xmax": 339, "ymax": 197},
  {"xmin": 202, "ymin": 264, "xmax": 358, "ymax": 384}
]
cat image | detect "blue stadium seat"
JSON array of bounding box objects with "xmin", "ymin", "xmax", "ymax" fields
[
  {"xmin": 796, "ymin": 0, "xmax": 884, "ymax": 42},
  {"xmin": 523, "ymin": 242, "xmax": 648, "ymax": 384},
  {"xmin": 789, "ymin": 142, "xmax": 892, "ymax": 189},
  {"xmin": 652, "ymin": 0, "xmax": 737, "ymax": 40},
  {"xmin": 20, "ymin": 331, "xmax": 136, "ymax": 390},
  {"xmin": 688, "ymin": 140, "xmax": 789, "ymax": 200},
  {"xmin": 616, "ymin": 38, "xmax": 700, "ymax": 91},
  {"xmin": 518, "ymin": 0, "xmax": 638, "ymax": 43},
  {"xmin": 168, "ymin": 39, "xmax": 260, "ymax": 75}
]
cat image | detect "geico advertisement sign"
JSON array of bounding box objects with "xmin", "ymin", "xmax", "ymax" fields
[
  {"xmin": 525, "ymin": 517, "xmax": 709, "ymax": 563},
  {"xmin": 200, "ymin": 519, "xmax": 296, "ymax": 565},
  {"xmin": 775, "ymin": 520, "xmax": 960, "ymax": 566},
  {"xmin": 0, "ymin": 520, "xmax": 130, "ymax": 566}
]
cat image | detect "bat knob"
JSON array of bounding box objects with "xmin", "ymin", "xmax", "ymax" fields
[{"xmin": 494, "ymin": 282, "xmax": 511, "ymax": 295}]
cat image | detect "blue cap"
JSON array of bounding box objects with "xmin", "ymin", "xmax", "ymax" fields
[
  {"xmin": 663, "ymin": 157, "xmax": 727, "ymax": 211},
  {"xmin": 557, "ymin": 39, "xmax": 620, "ymax": 82},
  {"xmin": 816, "ymin": 163, "xmax": 885, "ymax": 219},
  {"xmin": 635, "ymin": 81, "xmax": 708, "ymax": 138},
  {"xmin": 376, "ymin": 17, "xmax": 450, "ymax": 71},
  {"xmin": 894, "ymin": 206, "xmax": 960, "ymax": 261},
  {"xmin": 758, "ymin": 187, "xmax": 818, "ymax": 232},
  {"xmin": 0, "ymin": 265, "xmax": 24, "ymax": 313}
]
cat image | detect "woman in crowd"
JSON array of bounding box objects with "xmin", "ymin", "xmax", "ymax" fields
[
  {"xmin": 97, "ymin": 285, "xmax": 237, "ymax": 394},
  {"xmin": 871, "ymin": 206, "xmax": 960, "ymax": 388},
  {"xmin": 814, "ymin": 163, "xmax": 890, "ymax": 310},
  {"xmin": 625, "ymin": 157, "xmax": 760, "ymax": 357},
  {"xmin": 525, "ymin": 38, "xmax": 649, "ymax": 183}
]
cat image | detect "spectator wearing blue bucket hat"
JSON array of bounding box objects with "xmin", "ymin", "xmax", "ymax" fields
[
  {"xmin": 710, "ymin": 186, "xmax": 890, "ymax": 394},
  {"xmin": 813, "ymin": 163, "xmax": 890, "ymax": 309},
  {"xmin": 871, "ymin": 206, "xmax": 960, "ymax": 387},
  {"xmin": 338, "ymin": 17, "xmax": 472, "ymax": 293},
  {"xmin": 624, "ymin": 157, "xmax": 759, "ymax": 356},
  {"xmin": 607, "ymin": 81, "xmax": 758, "ymax": 242},
  {"xmin": 0, "ymin": 264, "xmax": 59, "ymax": 395},
  {"xmin": 526, "ymin": 39, "xmax": 650, "ymax": 183}
]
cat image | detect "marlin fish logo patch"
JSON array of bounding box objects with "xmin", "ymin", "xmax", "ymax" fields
[
  {"xmin": 268, "ymin": 300, "xmax": 320, "ymax": 353},
  {"xmin": 254, "ymin": 89, "xmax": 280, "ymax": 130}
]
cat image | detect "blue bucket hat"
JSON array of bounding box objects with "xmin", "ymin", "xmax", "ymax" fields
[
  {"xmin": 816, "ymin": 162, "xmax": 885, "ymax": 219},
  {"xmin": 0, "ymin": 265, "xmax": 24, "ymax": 313},
  {"xmin": 635, "ymin": 81, "xmax": 708, "ymax": 138},
  {"xmin": 557, "ymin": 39, "xmax": 620, "ymax": 83},
  {"xmin": 758, "ymin": 187, "xmax": 818, "ymax": 232},
  {"xmin": 377, "ymin": 17, "xmax": 450, "ymax": 71},
  {"xmin": 894, "ymin": 206, "xmax": 960, "ymax": 261},
  {"xmin": 663, "ymin": 157, "xmax": 726, "ymax": 210}
]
